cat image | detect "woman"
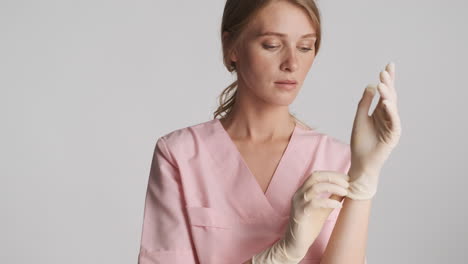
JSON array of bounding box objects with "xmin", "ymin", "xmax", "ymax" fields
[{"xmin": 138, "ymin": 0, "xmax": 401, "ymax": 263}]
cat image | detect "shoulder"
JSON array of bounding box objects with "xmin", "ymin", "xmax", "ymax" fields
[
  {"xmin": 296, "ymin": 124, "xmax": 350, "ymax": 152},
  {"xmin": 319, "ymin": 134, "xmax": 351, "ymax": 173},
  {"xmin": 316, "ymin": 132, "xmax": 350, "ymax": 161},
  {"xmin": 156, "ymin": 119, "xmax": 217, "ymax": 155},
  {"xmin": 325, "ymin": 134, "xmax": 351, "ymax": 153},
  {"xmin": 295, "ymin": 123, "xmax": 351, "ymax": 172}
]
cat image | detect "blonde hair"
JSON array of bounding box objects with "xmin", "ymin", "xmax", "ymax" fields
[{"xmin": 213, "ymin": 0, "xmax": 322, "ymax": 130}]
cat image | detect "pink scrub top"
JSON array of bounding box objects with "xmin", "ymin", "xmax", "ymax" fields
[{"xmin": 138, "ymin": 118, "xmax": 366, "ymax": 264}]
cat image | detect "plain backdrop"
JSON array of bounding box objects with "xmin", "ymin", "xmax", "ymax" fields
[{"xmin": 2, "ymin": 0, "xmax": 467, "ymax": 263}]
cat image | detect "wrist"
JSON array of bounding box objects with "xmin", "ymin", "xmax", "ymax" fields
[
  {"xmin": 348, "ymin": 166, "xmax": 380, "ymax": 180},
  {"xmin": 280, "ymin": 237, "xmax": 308, "ymax": 263},
  {"xmin": 252, "ymin": 237, "xmax": 304, "ymax": 264},
  {"xmin": 347, "ymin": 167, "xmax": 380, "ymax": 200}
]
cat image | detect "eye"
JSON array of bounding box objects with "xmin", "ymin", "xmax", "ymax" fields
[
  {"xmin": 263, "ymin": 44, "xmax": 279, "ymax": 50},
  {"xmin": 263, "ymin": 44, "xmax": 314, "ymax": 52},
  {"xmin": 300, "ymin": 47, "xmax": 314, "ymax": 52}
]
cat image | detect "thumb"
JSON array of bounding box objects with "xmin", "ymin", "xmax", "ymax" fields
[{"xmin": 356, "ymin": 84, "xmax": 376, "ymax": 118}]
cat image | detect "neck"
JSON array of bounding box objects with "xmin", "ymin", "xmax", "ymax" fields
[{"xmin": 220, "ymin": 105, "xmax": 296, "ymax": 143}]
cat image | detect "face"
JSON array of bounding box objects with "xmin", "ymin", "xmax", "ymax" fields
[{"xmin": 230, "ymin": 1, "xmax": 317, "ymax": 106}]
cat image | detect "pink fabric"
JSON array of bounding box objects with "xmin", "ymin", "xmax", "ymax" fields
[{"xmin": 138, "ymin": 118, "xmax": 365, "ymax": 264}]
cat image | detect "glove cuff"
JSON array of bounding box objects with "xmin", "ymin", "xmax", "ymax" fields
[
  {"xmin": 252, "ymin": 238, "xmax": 305, "ymax": 264},
  {"xmin": 347, "ymin": 177, "xmax": 378, "ymax": 200}
]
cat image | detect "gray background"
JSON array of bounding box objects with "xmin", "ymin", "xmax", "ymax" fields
[{"xmin": 2, "ymin": 0, "xmax": 467, "ymax": 263}]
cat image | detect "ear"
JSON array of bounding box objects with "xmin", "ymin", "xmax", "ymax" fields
[
  {"xmin": 230, "ymin": 49, "xmax": 238, "ymax": 63},
  {"xmin": 222, "ymin": 31, "xmax": 238, "ymax": 63}
]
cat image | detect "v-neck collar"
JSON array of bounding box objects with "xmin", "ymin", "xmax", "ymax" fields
[
  {"xmin": 214, "ymin": 118, "xmax": 298, "ymax": 196},
  {"xmin": 210, "ymin": 118, "xmax": 306, "ymax": 219}
]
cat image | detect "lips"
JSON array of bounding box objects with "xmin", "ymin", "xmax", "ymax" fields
[
  {"xmin": 275, "ymin": 80, "xmax": 297, "ymax": 84},
  {"xmin": 274, "ymin": 81, "xmax": 297, "ymax": 90}
]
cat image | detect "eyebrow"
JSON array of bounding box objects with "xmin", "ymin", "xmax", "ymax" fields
[{"xmin": 255, "ymin": 31, "xmax": 317, "ymax": 39}]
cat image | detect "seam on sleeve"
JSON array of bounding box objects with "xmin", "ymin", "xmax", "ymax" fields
[
  {"xmin": 158, "ymin": 137, "xmax": 179, "ymax": 170},
  {"xmin": 140, "ymin": 247, "xmax": 194, "ymax": 254}
]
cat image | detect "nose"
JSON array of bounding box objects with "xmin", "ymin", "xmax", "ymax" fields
[{"xmin": 280, "ymin": 46, "xmax": 298, "ymax": 72}]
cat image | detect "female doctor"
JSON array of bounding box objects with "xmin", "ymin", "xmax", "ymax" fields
[{"xmin": 138, "ymin": 0, "xmax": 402, "ymax": 263}]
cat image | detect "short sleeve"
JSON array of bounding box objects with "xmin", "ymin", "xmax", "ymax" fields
[{"xmin": 138, "ymin": 137, "xmax": 197, "ymax": 263}]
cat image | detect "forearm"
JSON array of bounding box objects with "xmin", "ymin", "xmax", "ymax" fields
[
  {"xmin": 244, "ymin": 211, "xmax": 331, "ymax": 264},
  {"xmin": 320, "ymin": 169, "xmax": 372, "ymax": 264},
  {"xmin": 242, "ymin": 237, "xmax": 305, "ymax": 264}
]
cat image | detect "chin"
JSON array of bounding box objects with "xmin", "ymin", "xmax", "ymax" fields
[
  {"xmin": 253, "ymin": 86, "xmax": 299, "ymax": 105},
  {"xmin": 268, "ymin": 95, "xmax": 297, "ymax": 106}
]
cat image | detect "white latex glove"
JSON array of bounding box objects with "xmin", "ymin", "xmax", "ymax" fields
[
  {"xmin": 251, "ymin": 171, "xmax": 350, "ymax": 264},
  {"xmin": 347, "ymin": 62, "xmax": 402, "ymax": 200}
]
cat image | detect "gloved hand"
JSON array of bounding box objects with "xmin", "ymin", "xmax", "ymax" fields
[
  {"xmin": 347, "ymin": 62, "xmax": 402, "ymax": 200},
  {"xmin": 251, "ymin": 171, "xmax": 350, "ymax": 264}
]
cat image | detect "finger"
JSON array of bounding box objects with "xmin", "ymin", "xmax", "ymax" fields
[
  {"xmin": 305, "ymin": 198, "xmax": 343, "ymax": 210},
  {"xmin": 386, "ymin": 62, "xmax": 396, "ymax": 81},
  {"xmin": 304, "ymin": 182, "xmax": 349, "ymax": 201},
  {"xmin": 373, "ymin": 107, "xmax": 389, "ymax": 132},
  {"xmin": 387, "ymin": 62, "xmax": 397, "ymax": 100},
  {"xmin": 380, "ymin": 70, "xmax": 393, "ymax": 88},
  {"xmin": 381, "ymin": 67, "xmax": 397, "ymax": 103},
  {"xmin": 356, "ymin": 84, "xmax": 376, "ymax": 119},
  {"xmin": 382, "ymin": 100, "xmax": 402, "ymax": 135},
  {"xmin": 314, "ymin": 171, "xmax": 350, "ymax": 190},
  {"xmin": 303, "ymin": 171, "xmax": 350, "ymax": 190},
  {"xmin": 376, "ymin": 82, "xmax": 393, "ymax": 102},
  {"xmin": 329, "ymin": 193, "xmax": 344, "ymax": 203},
  {"xmin": 379, "ymin": 103, "xmax": 393, "ymax": 131},
  {"xmin": 317, "ymin": 170, "xmax": 350, "ymax": 182},
  {"xmin": 380, "ymin": 70, "xmax": 395, "ymax": 97},
  {"xmin": 374, "ymin": 95, "xmax": 392, "ymax": 121}
]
